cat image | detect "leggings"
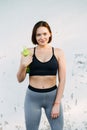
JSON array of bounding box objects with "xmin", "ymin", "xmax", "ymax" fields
[{"xmin": 24, "ymin": 85, "xmax": 64, "ymax": 130}]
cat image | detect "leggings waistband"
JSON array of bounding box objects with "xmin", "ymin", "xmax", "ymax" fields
[{"xmin": 28, "ymin": 85, "xmax": 57, "ymax": 93}]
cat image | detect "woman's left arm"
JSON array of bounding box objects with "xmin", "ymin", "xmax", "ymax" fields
[
  {"xmin": 51, "ymin": 48, "xmax": 66, "ymax": 118},
  {"xmin": 55, "ymin": 48, "xmax": 66, "ymax": 104}
]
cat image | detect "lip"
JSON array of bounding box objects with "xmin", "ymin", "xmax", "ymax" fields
[
  {"xmin": 39, "ymin": 39, "xmax": 46, "ymax": 43},
  {"xmin": 40, "ymin": 41, "xmax": 45, "ymax": 43}
]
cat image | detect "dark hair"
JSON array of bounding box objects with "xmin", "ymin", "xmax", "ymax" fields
[{"xmin": 31, "ymin": 21, "xmax": 52, "ymax": 45}]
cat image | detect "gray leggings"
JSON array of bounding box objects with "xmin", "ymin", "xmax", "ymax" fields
[{"xmin": 24, "ymin": 85, "xmax": 64, "ymax": 130}]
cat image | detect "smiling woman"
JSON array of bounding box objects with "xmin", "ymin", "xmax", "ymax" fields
[
  {"xmin": 0, "ymin": 0, "xmax": 87, "ymax": 129},
  {"xmin": 31, "ymin": 21, "xmax": 52, "ymax": 45},
  {"xmin": 35, "ymin": 27, "xmax": 51, "ymax": 46},
  {"xmin": 17, "ymin": 21, "xmax": 66, "ymax": 130}
]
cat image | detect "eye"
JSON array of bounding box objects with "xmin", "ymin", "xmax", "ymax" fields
[
  {"xmin": 43, "ymin": 33, "xmax": 47, "ymax": 36},
  {"xmin": 36, "ymin": 33, "xmax": 41, "ymax": 36}
]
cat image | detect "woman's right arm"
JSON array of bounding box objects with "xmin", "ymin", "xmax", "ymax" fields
[
  {"xmin": 17, "ymin": 52, "xmax": 33, "ymax": 82},
  {"xmin": 17, "ymin": 55, "xmax": 27, "ymax": 82}
]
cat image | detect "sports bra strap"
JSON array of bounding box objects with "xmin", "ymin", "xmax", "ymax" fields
[
  {"xmin": 52, "ymin": 47, "xmax": 54, "ymax": 55},
  {"xmin": 33, "ymin": 47, "xmax": 36, "ymax": 56}
]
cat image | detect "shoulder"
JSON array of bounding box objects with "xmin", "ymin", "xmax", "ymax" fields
[
  {"xmin": 54, "ymin": 47, "xmax": 65, "ymax": 60},
  {"xmin": 54, "ymin": 48, "xmax": 66, "ymax": 68},
  {"xmin": 54, "ymin": 48, "xmax": 63, "ymax": 53},
  {"xmin": 27, "ymin": 47, "xmax": 34, "ymax": 50},
  {"xmin": 27, "ymin": 47, "xmax": 35, "ymax": 55}
]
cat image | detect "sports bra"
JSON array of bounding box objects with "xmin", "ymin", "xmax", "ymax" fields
[{"xmin": 29, "ymin": 47, "xmax": 58, "ymax": 76}]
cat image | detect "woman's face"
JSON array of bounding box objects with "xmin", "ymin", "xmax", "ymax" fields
[{"xmin": 36, "ymin": 26, "xmax": 51, "ymax": 46}]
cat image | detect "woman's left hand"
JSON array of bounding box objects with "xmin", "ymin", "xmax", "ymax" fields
[{"xmin": 51, "ymin": 103, "xmax": 60, "ymax": 119}]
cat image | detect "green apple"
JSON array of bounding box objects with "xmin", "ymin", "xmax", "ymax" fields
[
  {"xmin": 26, "ymin": 67, "xmax": 30, "ymax": 73},
  {"xmin": 22, "ymin": 48, "xmax": 30, "ymax": 56},
  {"xmin": 22, "ymin": 47, "xmax": 30, "ymax": 73}
]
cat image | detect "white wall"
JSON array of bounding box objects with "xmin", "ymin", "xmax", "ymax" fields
[{"xmin": 0, "ymin": 0, "xmax": 87, "ymax": 130}]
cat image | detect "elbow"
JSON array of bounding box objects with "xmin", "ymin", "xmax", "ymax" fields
[
  {"xmin": 17, "ymin": 78, "xmax": 23, "ymax": 83},
  {"xmin": 59, "ymin": 77, "xmax": 66, "ymax": 86},
  {"xmin": 16, "ymin": 73, "xmax": 24, "ymax": 83}
]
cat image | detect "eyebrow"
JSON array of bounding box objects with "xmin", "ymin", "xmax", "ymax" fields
[{"xmin": 36, "ymin": 32, "xmax": 47, "ymax": 35}]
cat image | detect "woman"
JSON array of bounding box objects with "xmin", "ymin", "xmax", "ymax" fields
[{"xmin": 17, "ymin": 21, "xmax": 66, "ymax": 130}]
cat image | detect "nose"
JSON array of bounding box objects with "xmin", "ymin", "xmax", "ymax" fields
[{"xmin": 40, "ymin": 34, "xmax": 44, "ymax": 39}]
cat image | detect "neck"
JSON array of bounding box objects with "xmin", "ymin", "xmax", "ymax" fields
[{"xmin": 37, "ymin": 44, "xmax": 51, "ymax": 49}]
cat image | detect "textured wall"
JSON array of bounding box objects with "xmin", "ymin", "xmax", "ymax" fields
[
  {"xmin": 0, "ymin": 53, "xmax": 87, "ymax": 130},
  {"xmin": 0, "ymin": 1, "xmax": 87, "ymax": 129}
]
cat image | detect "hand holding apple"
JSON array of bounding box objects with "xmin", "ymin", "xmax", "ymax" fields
[{"xmin": 21, "ymin": 47, "xmax": 30, "ymax": 73}]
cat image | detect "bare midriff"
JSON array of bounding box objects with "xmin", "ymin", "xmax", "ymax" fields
[{"xmin": 29, "ymin": 76, "xmax": 57, "ymax": 89}]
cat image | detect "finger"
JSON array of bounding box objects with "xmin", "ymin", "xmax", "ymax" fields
[
  {"xmin": 51, "ymin": 115, "xmax": 58, "ymax": 119},
  {"xmin": 51, "ymin": 113, "xmax": 59, "ymax": 119}
]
